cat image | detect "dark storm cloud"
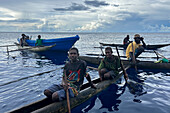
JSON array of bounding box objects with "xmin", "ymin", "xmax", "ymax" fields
[
  {"xmin": 54, "ymin": 3, "xmax": 90, "ymax": 11},
  {"xmin": 84, "ymin": 0, "xmax": 109, "ymax": 7},
  {"xmin": 113, "ymin": 4, "xmax": 119, "ymax": 7}
]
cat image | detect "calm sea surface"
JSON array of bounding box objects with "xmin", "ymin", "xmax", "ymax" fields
[{"xmin": 0, "ymin": 32, "xmax": 170, "ymax": 113}]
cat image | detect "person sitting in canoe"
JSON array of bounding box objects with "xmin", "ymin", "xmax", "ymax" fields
[
  {"xmin": 20, "ymin": 34, "xmax": 28, "ymax": 47},
  {"xmin": 126, "ymin": 34, "xmax": 146, "ymax": 61},
  {"xmin": 35, "ymin": 35, "xmax": 43, "ymax": 46},
  {"xmin": 123, "ymin": 35, "xmax": 131, "ymax": 49},
  {"xmin": 44, "ymin": 47, "xmax": 96, "ymax": 101},
  {"xmin": 98, "ymin": 47, "xmax": 121, "ymax": 81}
]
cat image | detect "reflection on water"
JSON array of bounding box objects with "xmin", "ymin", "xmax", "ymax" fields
[
  {"xmin": 1, "ymin": 32, "xmax": 170, "ymax": 113},
  {"xmin": 19, "ymin": 50, "xmax": 68, "ymax": 65},
  {"xmin": 72, "ymin": 83, "xmax": 126, "ymax": 113},
  {"xmin": 126, "ymin": 68, "xmax": 147, "ymax": 103}
]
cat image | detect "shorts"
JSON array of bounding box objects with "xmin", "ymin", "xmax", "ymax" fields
[
  {"xmin": 104, "ymin": 68, "xmax": 116, "ymax": 79},
  {"xmin": 108, "ymin": 70, "xmax": 116, "ymax": 79},
  {"xmin": 47, "ymin": 84, "xmax": 75, "ymax": 101},
  {"xmin": 108, "ymin": 70, "xmax": 122, "ymax": 84}
]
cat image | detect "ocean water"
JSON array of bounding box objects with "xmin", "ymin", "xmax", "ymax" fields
[{"xmin": 0, "ymin": 32, "xmax": 170, "ymax": 113}]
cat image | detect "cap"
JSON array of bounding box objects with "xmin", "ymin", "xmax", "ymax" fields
[{"xmin": 134, "ymin": 34, "xmax": 140, "ymax": 39}]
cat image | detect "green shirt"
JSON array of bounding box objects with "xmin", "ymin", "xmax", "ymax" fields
[
  {"xmin": 35, "ymin": 39, "xmax": 43, "ymax": 46},
  {"xmin": 98, "ymin": 55, "xmax": 120, "ymax": 75}
]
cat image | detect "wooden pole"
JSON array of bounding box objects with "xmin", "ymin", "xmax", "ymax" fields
[
  {"xmin": 7, "ymin": 46, "xmax": 9, "ymax": 56},
  {"xmin": 154, "ymin": 51, "xmax": 168, "ymax": 59},
  {"xmin": 86, "ymin": 53, "xmax": 162, "ymax": 59},
  {"xmin": 95, "ymin": 46, "xmax": 155, "ymax": 53},
  {"xmin": 64, "ymin": 73, "xmax": 71, "ymax": 113},
  {"xmin": 0, "ymin": 44, "xmax": 16, "ymax": 47},
  {"xmin": 99, "ymin": 45, "xmax": 104, "ymax": 56},
  {"xmin": 115, "ymin": 46, "xmax": 128, "ymax": 82},
  {"xmin": 87, "ymin": 66, "xmax": 98, "ymax": 71}
]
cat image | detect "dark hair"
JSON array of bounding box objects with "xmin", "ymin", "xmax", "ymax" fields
[
  {"xmin": 105, "ymin": 47, "xmax": 113, "ymax": 53},
  {"xmin": 69, "ymin": 47, "xmax": 79, "ymax": 54},
  {"xmin": 22, "ymin": 34, "xmax": 25, "ymax": 36},
  {"xmin": 38, "ymin": 35, "xmax": 41, "ymax": 38}
]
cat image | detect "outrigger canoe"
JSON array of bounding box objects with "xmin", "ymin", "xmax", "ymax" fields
[
  {"xmin": 79, "ymin": 56, "xmax": 170, "ymax": 70},
  {"xmin": 17, "ymin": 35, "xmax": 80, "ymax": 51},
  {"xmin": 14, "ymin": 43, "xmax": 56, "ymax": 52},
  {"xmin": 100, "ymin": 42, "xmax": 170, "ymax": 50},
  {"xmin": 8, "ymin": 68, "xmax": 128, "ymax": 113}
]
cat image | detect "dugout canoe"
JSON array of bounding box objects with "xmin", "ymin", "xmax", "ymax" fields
[
  {"xmin": 79, "ymin": 56, "xmax": 170, "ymax": 70},
  {"xmin": 100, "ymin": 42, "xmax": 170, "ymax": 50},
  {"xmin": 7, "ymin": 69, "xmax": 127, "ymax": 113},
  {"xmin": 14, "ymin": 43, "xmax": 56, "ymax": 52},
  {"xmin": 17, "ymin": 35, "xmax": 80, "ymax": 51},
  {"xmin": 86, "ymin": 53, "xmax": 162, "ymax": 59}
]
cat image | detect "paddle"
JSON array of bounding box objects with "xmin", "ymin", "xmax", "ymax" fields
[
  {"xmin": 115, "ymin": 46, "xmax": 128, "ymax": 82},
  {"xmin": 64, "ymin": 72, "xmax": 71, "ymax": 113}
]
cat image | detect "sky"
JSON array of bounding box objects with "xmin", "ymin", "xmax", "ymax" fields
[{"xmin": 0, "ymin": 0, "xmax": 170, "ymax": 32}]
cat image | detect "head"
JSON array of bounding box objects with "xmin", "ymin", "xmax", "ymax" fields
[
  {"xmin": 38, "ymin": 35, "xmax": 41, "ymax": 39},
  {"xmin": 22, "ymin": 34, "xmax": 25, "ymax": 37},
  {"xmin": 68, "ymin": 47, "xmax": 79, "ymax": 62},
  {"xmin": 127, "ymin": 35, "xmax": 129, "ymax": 39},
  {"xmin": 105, "ymin": 47, "xmax": 113, "ymax": 58},
  {"xmin": 134, "ymin": 34, "xmax": 141, "ymax": 44}
]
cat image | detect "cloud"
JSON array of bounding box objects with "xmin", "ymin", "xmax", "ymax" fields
[
  {"xmin": 0, "ymin": 7, "xmax": 21, "ymax": 20},
  {"xmin": 76, "ymin": 21, "xmax": 102, "ymax": 31},
  {"xmin": 84, "ymin": 0, "xmax": 109, "ymax": 7},
  {"xmin": 54, "ymin": 3, "xmax": 89, "ymax": 11},
  {"xmin": 0, "ymin": 0, "xmax": 170, "ymax": 32},
  {"xmin": 144, "ymin": 24, "xmax": 170, "ymax": 32}
]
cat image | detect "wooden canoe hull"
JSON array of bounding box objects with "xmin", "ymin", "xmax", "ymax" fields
[
  {"xmin": 8, "ymin": 73, "xmax": 124, "ymax": 113},
  {"xmin": 100, "ymin": 42, "xmax": 170, "ymax": 50},
  {"xmin": 79, "ymin": 56, "xmax": 170, "ymax": 70},
  {"xmin": 33, "ymin": 73, "xmax": 123, "ymax": 113}
]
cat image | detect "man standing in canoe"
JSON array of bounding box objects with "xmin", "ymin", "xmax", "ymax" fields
[
  {"xmin": 126, "ymin": 34, "xmax": 146, "ymax": 61},
  {"xmin": 123, "ymin": 35, "xmax": 131, "ymax": 49},
  {"xmin": 98, "ymin": 47, "xmax": 121, "ymax": 81},
  {"xmin": 35, "ymin": 35, "xmax": 43, "ymax": 46},
  {"xmin": 44, "ymin": 47, "xmax": 96, "ymax": 101}
]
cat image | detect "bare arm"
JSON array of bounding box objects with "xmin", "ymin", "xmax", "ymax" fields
[{"xmin": 140, "ymin": 37, "xmax": 146, "ymax": 48}]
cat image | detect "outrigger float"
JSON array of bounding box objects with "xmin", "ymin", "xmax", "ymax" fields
[{"xmin": 100, "ymin": 42, "xmax": 170, "ymax": 50}]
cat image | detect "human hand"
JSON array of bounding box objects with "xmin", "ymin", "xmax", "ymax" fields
[
  {"xmin": 140, "ymin": 37, "xmax": 144, "ymax": 41},
  {"xmin": 62, "ymin": 82, "xmax": 70, "ymax": 90},
  {"xmin": 100, "ymin": 77, "xmax": 103, "ymax": 81}
]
